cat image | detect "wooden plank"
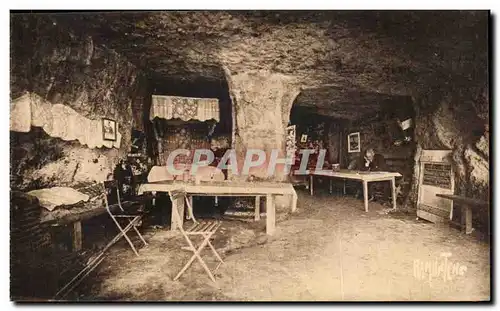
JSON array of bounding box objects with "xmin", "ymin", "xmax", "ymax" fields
[
  {"xmin": 187, "ymin": 196, "xmax": 193, "ymax": 220},
  {"xmin": 39, "ymin": 198, "xmax": 144, "ymax": 226},
  {"xmin": 72, "ymin": 221, "xmax": 83, "ymax": 252},
  {"xmin": 291, "ymin": 191, "xmax": 298, "ymax": 213},
  {"xmin": 308, "ymin": 170, "xmax": 402, "ymax": 181},
  {"xmin": 255, "ymin": 196, "xmax": 261, "ymax": 221},
  {"xmin": 138, "ymin": 181, "xmax": 296, "ymax": 196},
  {"xmin": 417, "ymin": 209, "xmax": 448, "ymax": 223},
  {"xmin": 146, "ymin": 180, "xmax": 293, "ymax": 189},
  {"xmin": 391, "ymin": 177, "xmax": 397, "ymax": 210},
  {"xmin": 420, "ymin": 150, "xmax": 454, "ymax": 164},
  {"xmin": 464, "ymin": 206, "xmax": 473, "ymax": 234},
  {"xmin": 362, "ymin": 181, "xmax": 369, "ymax": 212},
  {"xmin": 266, "ymin": 194, "xmax": 276, "ymax": 235},
  {"xmin": 418, "ymin": 203, "xmax": 450, "ymax": 219},
  {"xmin": 138, "ymin": 181, "xmax": 294, "ymax": 196},
  {"xmin": 436, "ymin": 194, "xmax": 489, "ymax": 209},
  {"xmin": 40, "ymin": 206, "xmax": 107, "ymax": 226}
]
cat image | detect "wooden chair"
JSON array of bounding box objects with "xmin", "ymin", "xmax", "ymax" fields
[
  {"xmin": 168, "ymin": 189, "xmax": 224, "ymax": 282},
  {"xmin": 102, "ymin": 180, "xmax": 148, "ymax": 256}
]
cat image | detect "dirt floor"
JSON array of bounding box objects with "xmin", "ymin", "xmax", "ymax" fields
[{"xmin": 74, "ymin": 189, "xmax": 490, "ymax": 301}]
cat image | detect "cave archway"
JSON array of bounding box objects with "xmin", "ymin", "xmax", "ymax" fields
[{"xmin": 146, "ymin": 75, "xmax": 233, "ymax": 165}]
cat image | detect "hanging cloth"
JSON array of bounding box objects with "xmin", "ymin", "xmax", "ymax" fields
[
  {"xmin": 10, "ymin": 92, "xmax": 121, "ymax": 149},
  {"xmin": 150, "ymin": 95, "xmax": 220, "ymax": 122}
]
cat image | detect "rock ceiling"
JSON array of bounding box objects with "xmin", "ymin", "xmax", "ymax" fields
[{"xmin": 19, "ymin": 11, "xmax": 489, "ymax": 119}]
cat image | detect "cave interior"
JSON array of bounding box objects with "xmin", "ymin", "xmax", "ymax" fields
[{"xmin": 9, "ymin": 11, "xmax": 490, "ymax": 300}]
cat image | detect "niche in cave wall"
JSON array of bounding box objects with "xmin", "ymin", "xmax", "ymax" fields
[
  {"xmin": 289, "ymin": 106, "xmax": 345, "ymax": 167},
  {"xmin": 146, "ymin": 77, "xmax": 233, "ymax": 166},
  {"xmin": 10, "ymin": 14, "xmax": 150, "ymax": 191},
  {"xmin": 398, "ymin": 80, "xmax": 490, "ymax": 240},
  {"xmin": 342, "ymin": 99, "xmax": 417, "ymax": 203},
  {"xmin": 152, "ymin": 119, "xmax": 214, "ymax": 165}
]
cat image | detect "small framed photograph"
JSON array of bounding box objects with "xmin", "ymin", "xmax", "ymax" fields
[
  {"xmin": 300, "ymin": 134, "xmax": 308, "ymax": 143},
  {"xmin": 348, "ymin": 132, "xmax": 361, "ymax": 153},
  {"xmin": 102, "ymin": 118, "xmax": 117, "ymax": 141}
]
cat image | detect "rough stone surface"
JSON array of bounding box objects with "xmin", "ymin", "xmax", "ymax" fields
[
  {"xmin": 226, "ymin": 70, "xmax": 300, "ymax": 181},
  {"xmin": 44, "ymin": 11, "xmax": 488, "ymax": 119},
  {"xmin": 10, "ymin": 14, "xmax": 149, "ymax": 191},
  {"xmin": 464, "ymin": 147, "xmax": 489, "ymax": 199},
  {"xmin": 405, "ymin": 85, "xmax": 489, "ymax": 210}
]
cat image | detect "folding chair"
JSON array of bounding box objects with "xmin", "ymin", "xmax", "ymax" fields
[
  {"xmin": 168, "ymin": 190, "xmax": 224, "ymax": 282},
  {"xmin": 102, "ymin": 180, "xmax": 148, "ymax": 256}
]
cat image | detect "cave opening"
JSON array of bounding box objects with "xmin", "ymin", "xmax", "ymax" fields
[{"xmin": 8, "ymin": 10, "xmax": 490, "ymax": 302}]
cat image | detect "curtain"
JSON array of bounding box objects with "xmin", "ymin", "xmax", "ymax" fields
[{"xmin": 150, "ymin": 95, "xmax": 220, "ymax": 122}]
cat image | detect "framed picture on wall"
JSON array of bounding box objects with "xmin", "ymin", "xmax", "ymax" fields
[
  {"xmin": 102, "ymin": 118, "xmax": 117, "ymax": 141},
  {"xmin": 348, "ymin": 132, "xmax": 361, "ymax": 153},
  {"xmin": 300, "ymin": 134, "xmax": 308, "ymax": 143}
]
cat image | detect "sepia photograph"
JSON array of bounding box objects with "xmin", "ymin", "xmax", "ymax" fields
[
  {"xmin": 102, "ymin": 118, "xmax": 117, "ymax": 141},
  {"xmin": 7, "ymin": 5, "xmax": 492, "ymax": 304},
  {"xmin": 347, "ymin": 132, "xmax": 361, "ymax": 153}
]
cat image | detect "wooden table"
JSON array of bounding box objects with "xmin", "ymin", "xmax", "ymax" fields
[
  {"xmin": 307, "ymin": 170, "xmax": 402, "ymax": 212},
  {"xmin": 436, "ymin": 194, "xmax": 489, "ymax": 234},
  {"xmin": 138, "ymin": 181, "xmax": 298, "ymax": 235}
]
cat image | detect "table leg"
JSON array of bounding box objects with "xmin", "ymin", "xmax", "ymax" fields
[
  {"xmin": 464, "ymin": 205, "xmax": 473, "ymax": 234},
  {"xmin": 171, "ymin": 195, "xmax": 185, "ymax": 231},
  {"xmin": 310, "ymin": 175, "xmax": 314, "ymax": 196},
  {"xmin": 266, "ymin": 194, "xmax": 276, "ymax": 235},
  {"xmin": 255, "ymin": 196, "xmax": 261, "ymax": 221},
  {"xmin": 329, "ymin": 178, "xmax": 333, "ymax": 194},
  {"xmin": 72, "ymin": 221, "xmax": 83, "ymax": 252},
  {"xmin": 291, "ymin": 191, "xmax": 298, "ymax": 213},
  {"xmin": 186, "ymin": 196, "xmax": 194, "ymax": 220},
  {"xmin": 391, "ymin": 177, "xmax": 397, "ymax": 210},
  {"xmin": 343, "ymin": 180, "xmax": 346, "ymax": 195},
  {"xmin": 363, "ymin": 180, "xmax": 369, "ymax": 212}
]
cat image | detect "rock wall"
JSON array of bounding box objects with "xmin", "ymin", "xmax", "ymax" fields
[
  {"xmin": 10, "ymin": 14, "xmax": 149, "ymax": 191},
  {"xmin": 405, "ymin": 84, "xmax": 489, "ymax": 212},
  {"xmin": 327, "ymin": 123, "xmax": 342, "ymax": 164},
  {"xmin": 343, "ymin": 110, "xmax": 416, "ymax": 203},
  {"xmin": 341, "ymin": 83, "xmax": 489, "ymax": 214}
]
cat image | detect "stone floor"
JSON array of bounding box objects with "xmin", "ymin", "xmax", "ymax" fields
[{"xmin": 75, "ymin": 189, "xmax": 490, "ymax": 301}]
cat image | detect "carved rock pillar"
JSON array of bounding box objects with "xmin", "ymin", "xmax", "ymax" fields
[{"xmin": 225, "ymin": 70, "xmax": 300, "ymax": 181}]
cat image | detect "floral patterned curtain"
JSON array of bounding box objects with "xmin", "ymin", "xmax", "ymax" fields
[{"xmin": 150, "ymin": 95, "xmax": 220, "ymax": 122}]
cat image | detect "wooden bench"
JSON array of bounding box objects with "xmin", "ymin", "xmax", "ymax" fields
[
  {"xmin": 40, "ymin": 184, "xmax": 153, "ymax": 252},
  {"xmin": 436, "ymin": 194, "xmax": 489, "ymax": 235}
]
